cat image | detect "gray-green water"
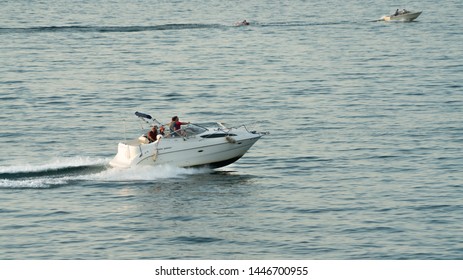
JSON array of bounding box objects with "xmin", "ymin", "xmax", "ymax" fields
[{"xmin": 1, "ymin": 0, "xmax": 462, "ymax": 259}]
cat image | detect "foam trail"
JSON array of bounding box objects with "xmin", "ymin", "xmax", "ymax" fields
[
  {"xmin": 0, "ymin": 178, "xmax": 68, "ymax": 189},
  {"xmin": 0, "ymin": 156, "xmax": 108, "ymax": 174},
  {"xmin": 85, "ymin": 165, "xmax": 212, "ymax": 181},
  {"xmin": 0, "ymin": 156, "xmax": 108, "ymax": 189},
  {"xmin": 0, "ymin": 156, "xmax": 212, "ymax": 188}
]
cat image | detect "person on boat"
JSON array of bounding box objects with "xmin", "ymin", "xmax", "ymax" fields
[
  {"xmin": 394, "ymin": 9, "xmax": 399, "ymax": 16},
  {"xmin": 159, "ymin": 125, "xmax": 165, "ymax": 136},
  {"xmin": 147, "ymin": 125, "xmax": 161, "ymax": 143},
  {"xmin": 169, "ymin": 116, "xmax": 190, "ymax": 137}
]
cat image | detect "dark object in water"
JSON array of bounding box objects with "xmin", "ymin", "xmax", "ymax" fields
[{"xmin": 135, "ymin": 111, "xmax": 152, "ymax": 119}]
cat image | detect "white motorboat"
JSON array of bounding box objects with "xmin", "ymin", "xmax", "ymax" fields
[
  {"xmin": 380, "ymin": 10, "xmax": 422, "ymax": 22},
  {"xmin": 109, "ymin": 112, "xmax": 266, "ymax": 169}
]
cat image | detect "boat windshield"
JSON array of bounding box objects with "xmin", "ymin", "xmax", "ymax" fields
[
  {"xmin": 194, "ymin": 122, "xmax": 227, "ymax": 129},
  {"xmin": 183, "ymin": 123, "xmax": 208, "ymax": 136}
]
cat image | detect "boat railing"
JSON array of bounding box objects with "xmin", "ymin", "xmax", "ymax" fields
[{"xmin": 227, "ymin": 122, "xmax": 266, "ymax": 134}]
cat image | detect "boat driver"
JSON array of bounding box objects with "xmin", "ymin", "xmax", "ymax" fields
[{"xmin": 169, "ymin": 116, "xmax": 190, "ymax": 137}]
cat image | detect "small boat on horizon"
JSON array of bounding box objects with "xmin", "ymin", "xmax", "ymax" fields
[{"xmin": 380, "ymin": 9, "xmax": 422, "ymax": 22}]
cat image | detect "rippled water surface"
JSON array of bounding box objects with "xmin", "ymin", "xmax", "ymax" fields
[{"xmin": 1, "ymin": 0, "xmax": 462, "ymax": 259}]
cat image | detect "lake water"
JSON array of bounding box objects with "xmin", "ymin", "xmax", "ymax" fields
[{"xmin": 0, "ymin": 0, "xmax": 462, "ymax": 259}]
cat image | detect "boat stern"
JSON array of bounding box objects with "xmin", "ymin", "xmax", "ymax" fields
[{"xmin": 109, "ymin": 142, "xmax": 140, "ymax": 168}]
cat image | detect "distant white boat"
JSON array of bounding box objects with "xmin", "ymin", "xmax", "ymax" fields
[
  {"xmin": 109, "ymin": 112, "xmax": 266, "ymax": 169},
  {"xmin": 380, "ymin": 10, "xmax": 422, "ymax": 22}
]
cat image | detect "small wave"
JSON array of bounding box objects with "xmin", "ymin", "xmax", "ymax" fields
[
  {"xmin": 0, "ymin": 24, "xmax": 226, "ymax": 34},
  {"xmin": 170, "ymin": 236, "xmax": 224, "ymax": 244},
  {"xmin": 259, "ymin": 21, "xmax": 351, "ymax": 27},
  {"xmin": 0, "ymin": 21, "xmax": 358, "ymax": 34}
]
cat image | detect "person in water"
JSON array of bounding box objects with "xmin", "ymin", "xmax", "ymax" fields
[
  {"xmin": 235, "ymin": 19, "xmax": 249, "ymax": 26},
  {"xmin": 147, "ymin": 125, "xmax": 161, "ymax": 143},
  {"xmin": 169, "ymin": 116, "xmax": 190, "ymax": 137}
]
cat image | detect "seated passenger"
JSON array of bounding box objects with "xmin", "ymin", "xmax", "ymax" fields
[{"xmin": 147, "ymin": 125, "xmax": 161, "ymax": 143}]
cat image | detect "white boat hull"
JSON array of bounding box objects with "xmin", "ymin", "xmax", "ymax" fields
[{"xmin": 109, "ymin": 123, "xmax": 263, "ymax": 169}]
